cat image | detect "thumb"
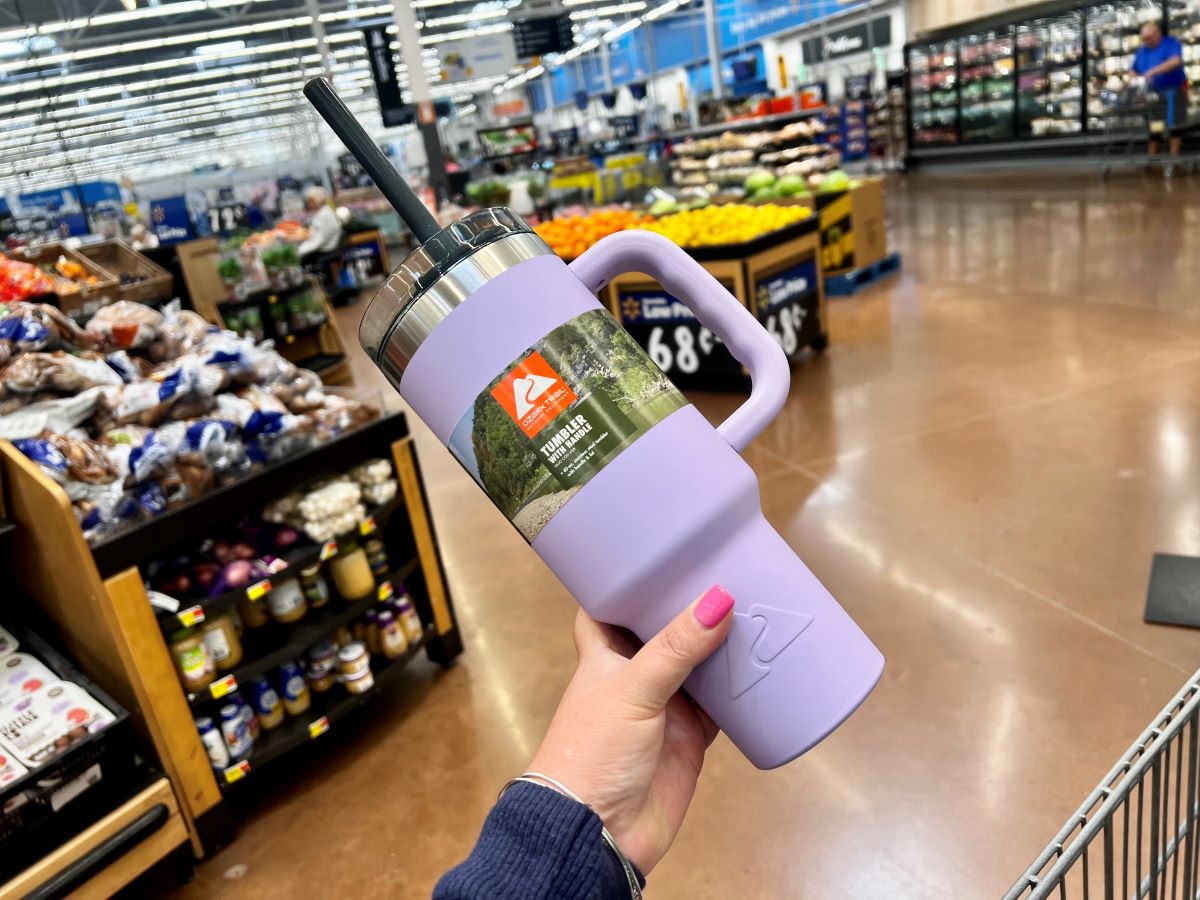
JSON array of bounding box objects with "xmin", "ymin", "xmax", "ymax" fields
[{"xmin": 619, "ymin": 585, "xmax": 735, "ymax": 714}]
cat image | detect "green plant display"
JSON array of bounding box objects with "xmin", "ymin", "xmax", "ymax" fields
[{"xmin": 217, "ymin": 257, "xmax": 243, "ymax": 283}]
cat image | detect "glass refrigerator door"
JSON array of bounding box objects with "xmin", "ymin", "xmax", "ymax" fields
[
  {"xmin": 1087, "ymin": 0, "xmax": 1165, "ymax": 131},
  {"xmin": 959, "ymin": 27, "xmax": 1016, "ymax": 142},
  {"xmin": 1017, "ymin": 11, "xmax": 1085, "ymax": 137},
  {"xmin": 1166, "ymin": 0, "xmax": 1200, "ymax": 122},
  {"xmin": 910, "ymin": 40, "xmax": 959, "ymax": 145}
]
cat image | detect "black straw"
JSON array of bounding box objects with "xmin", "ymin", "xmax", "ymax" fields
[{"xmin": 303, "ymin": 77, "xmax": 441, "ymax": 244}]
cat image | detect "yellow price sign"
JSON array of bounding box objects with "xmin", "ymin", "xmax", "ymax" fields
[
  {"xmin": 377, "ymin": 581, "xmax": 394, "ymax": 601},
  {"xmin": 359, "ymin": 516, "xmax": 377, "ymax": 536},
  {"xmin": 210, "ymin": 675, "xmax": 237, "ymax": 700},
  {"xmin": 223, "ymin": 760, "xmax": 251, "ymax": 784},
  {"xmin": 246, "ymin": 579, "xmax": 272, "ymax": 602},
  {"xmin": 177, "ymin": 605, "xmax": 205, "ymax": 627},
  {"xmin": 320, "ymin": 540, "xmax": 338, "ymax": 561},
  {"xmin": 308, "ymin": 716, "xmax": 330, "ymax": 739}
]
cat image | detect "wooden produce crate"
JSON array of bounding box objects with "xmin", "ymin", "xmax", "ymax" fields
[
  {"xmin": 20, "ymin": 242, "xmax": 119, "ymax": 317},
  {"xmin": 605, "ymin": 214, "xmax": 826, "ymax": 392},
  {"xmin": 78, "ymin": 240, "xmax": 173, "ymax": 304}
]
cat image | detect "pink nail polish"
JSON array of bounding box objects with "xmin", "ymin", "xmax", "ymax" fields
[{"xmin": 694, "ymin": 585, "xmax": 735, "ymax": 628}]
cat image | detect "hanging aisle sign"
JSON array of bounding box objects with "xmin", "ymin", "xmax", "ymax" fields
[{"xmin": 363, "ymin": 26, "xmax": 408, "ymax": 128}]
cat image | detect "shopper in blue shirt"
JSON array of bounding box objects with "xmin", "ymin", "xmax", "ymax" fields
[{"xmin": 1131, "ymin": 21, "xmax": 1187, "ymax": 155}]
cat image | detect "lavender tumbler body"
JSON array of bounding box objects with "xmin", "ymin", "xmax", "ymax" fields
[{"xmin": 360, "ymin": 209, "xmax": 883, "ymax": 769}]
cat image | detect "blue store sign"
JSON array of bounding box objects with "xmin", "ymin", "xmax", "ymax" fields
[
  {"xmin": 752, "ymin": 257, "xmax": 821, "ymax": 360},
  {"xmin": 149, "ymin": 196, "xmax": 195, "ymax": 245}
]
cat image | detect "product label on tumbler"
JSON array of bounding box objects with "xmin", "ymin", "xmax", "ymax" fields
[{"xmin": 448, "ymin": 309, "xmax": 687, "ymax": 542}]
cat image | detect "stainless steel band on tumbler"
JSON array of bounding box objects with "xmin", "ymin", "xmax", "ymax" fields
[{"xmin": 359, "ymin": 208, "xmax": 554, "ymax": 384}]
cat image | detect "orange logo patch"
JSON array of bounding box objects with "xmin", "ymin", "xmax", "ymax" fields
[{"xmin": 491, "ymin": 351, "xmax": 576, "ymax": 438}]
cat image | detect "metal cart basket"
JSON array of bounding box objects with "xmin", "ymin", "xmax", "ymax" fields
[
  {"xmin": 1005, "ymin": 670, "xmax": 1200, "ymax": 899},
  {"xmin": 1089, "ymin": 83, "xmax": 1156, "ymax": 177}
]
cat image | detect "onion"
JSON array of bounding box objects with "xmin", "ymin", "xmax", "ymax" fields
[
  {"xmin": 231, "ymin": 542, "xmax": 256, "ymax": 561},
  {"xmin": 273, "ymin": 527, "xmax": 301, "ymax": 549},
  {"xmin": 193, "ymin": 562, "xmax": 220, "ymax": 590},
  {"xmin": 223, "ymin": 559, "xmax": 254, "ymax": 588}
]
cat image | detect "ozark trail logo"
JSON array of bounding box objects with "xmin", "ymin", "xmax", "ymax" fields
[{"xmin": 513, "ymin": 372, "xmax": 559, "ymax": 419}]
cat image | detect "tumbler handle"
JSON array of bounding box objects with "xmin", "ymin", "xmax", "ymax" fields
[{"xmin": 569, "ymin": 230, "xmax": 789, "ymax": 453}]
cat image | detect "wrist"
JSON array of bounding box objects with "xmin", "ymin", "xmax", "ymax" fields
[{"xmin": 502, "ymin": 773, "xmax": 644, "ymax": 898}]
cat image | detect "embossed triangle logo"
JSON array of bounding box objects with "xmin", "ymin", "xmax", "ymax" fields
[{"xmin": 726, "ymin": 605, "xmax": 814, "ymax": 699}]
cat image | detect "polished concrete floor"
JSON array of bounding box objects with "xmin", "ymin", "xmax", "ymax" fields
[{"xmin": 176, "ymin": 173, "xmax": 1200, "ymax": 898}]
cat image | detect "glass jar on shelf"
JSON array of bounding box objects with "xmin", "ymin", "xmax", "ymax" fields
[{"xmin": 328, "ymin": 541, "xmax": 374, "ymax": 600}]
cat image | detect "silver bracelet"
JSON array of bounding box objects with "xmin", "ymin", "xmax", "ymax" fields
[{"xmin": 499, "ymin": 771, "xmax": 644, "ymax": 900}]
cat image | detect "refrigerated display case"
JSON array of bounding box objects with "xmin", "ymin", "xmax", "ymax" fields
[
  {"xmin": 909, "ymin": 39, "xmax": 959, "ymax": 145},
  {"xmin": 959, "ymin": 27, "xmax": 1016, "ymax": 142},
  {"xmin": 1167, "ymin": 0, "xmax": 1200, "ymax": 120},
  {"xmin": 905, "ymin": 0, "xmax": 1199, "ymax": 164},
  {"xmin": 1086, "ymin": 0, "xmax": 1163, "ymax": 130},
  {"xmin": 1016, "ymin": 11, "xmax": 1085, "ymax": 137}
]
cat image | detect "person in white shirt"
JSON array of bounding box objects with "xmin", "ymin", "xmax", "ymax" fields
[{"xmin": 298, "ymin": 185, "xmax": 343, "ymax": 258}]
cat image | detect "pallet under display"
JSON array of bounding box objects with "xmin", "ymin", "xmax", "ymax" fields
[
  {"xmin": 0, "ymin": 411, "xmax": 460, "ymax": 859},
  {"xmin": 606, "ymin": 216, "xmax": 827, "ymax": 391}
]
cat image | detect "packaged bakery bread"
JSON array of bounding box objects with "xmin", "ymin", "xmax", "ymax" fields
[
  {"xmin": 0, "ymin": 680, "xmax": 115, "ymax": 767},
  {"xmin": 0, "ymin": 652, "xmax": 56, "ymax": 708},
  {"xmin": 86, "ymin": 300, "xmax": 163, "ymax": 349}
]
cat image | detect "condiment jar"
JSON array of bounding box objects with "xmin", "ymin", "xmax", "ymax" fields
[
  {"xmin": 343, "ymin": 667, "xmax": 375, "ymax": 695},
  {"xmin": 337, "ymin": 642, "xmax": 370, "ymax": 679},
  {"xmin": 364, "ymin": 537, "xmax": 389, "ymax": 577},
  {"xmin": 200, "ymin": 614, "xmax": 243, "ymax": 672},
  {"xmin": 168, "ymin": 627, "xmax": 215, "ymax": 693},
  {"xmin": 237, "ymin": 593, "xmax": 270, "ymax": 629},
  {"xmin": 306, "ymin": 641, "xmax": 338, "ymax": 693},
  {"xmin": 232, "ymin": 691, "xmax": 259, "ymax": 742},
  {"xmin": 329, "ymin": 541, "xmax": 374, "ymax": 600},
  {"xmin": 267, "ymin": 576, "xmax": 307, "ymax": 624},
  {"xmin": 250, "ymin": 677, "xmax": 284, "ymax": 730},
  {"xmin": 299, "ymin": 564, "xmax": 330, "ymax": 609},
  {"xmin": 377, "ymin": 610, "xmax": 407, "ymax": 659},
  {"xmin": 363, "ymin": 608, "xmax": 381, "ymax": 655},
  {"xmin": 196, "ymin": 716, "xmax": 230, "ymax": 771},
  {"xmin": 277, "ymin": 661, "xmax": 311, "ymax": 716},
  {"xmin": 395, "ymin": 596, "xmax": 424, "ymax": 645},
  {"xmin": 219, "ymin": 703, "xmax": 252, "ymax": 760}
]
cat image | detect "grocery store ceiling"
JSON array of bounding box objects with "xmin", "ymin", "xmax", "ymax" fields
[{"xmin": 0, "ymin": 0, "xmax": 662, "ymax": 194}]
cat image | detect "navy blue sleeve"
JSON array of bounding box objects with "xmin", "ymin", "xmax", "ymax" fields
[
  {"xmin": 433, "ymin": 782, "xmax": 645, "ymax": 900},
  {"xmin": 1132, "ymin": 47, "xmax": 1147, "ymax": 74}
]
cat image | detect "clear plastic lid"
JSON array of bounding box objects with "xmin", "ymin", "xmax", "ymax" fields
[{"xmin": 359, "ymin": 207, "xmax": 534, "ymax": 363}]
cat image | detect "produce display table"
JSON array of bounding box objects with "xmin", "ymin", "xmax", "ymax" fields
[
  {"xmin": 0, "ymin": 411, "xmax": 460, "ymax": 858},
  {"xmin": 177, "ymin": 236, "xmax": 352, "ymax": 386},
  {"xmin": 604, "ymin": 215, "xmax": 826, "ymax": 391}
]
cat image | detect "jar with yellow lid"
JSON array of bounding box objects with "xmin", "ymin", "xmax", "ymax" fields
[{"xmin": 328, "ymin": 541, "xmax": 374, "ymax": 600}]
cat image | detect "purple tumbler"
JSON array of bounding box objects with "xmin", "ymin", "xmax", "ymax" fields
[{"xmin": 307, "ymin": 82, "xmax": 883, "ymax": 769}]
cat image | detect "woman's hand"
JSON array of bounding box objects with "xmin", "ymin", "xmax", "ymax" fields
[{"xmin": 528, "ymin": 586, "xmax": 735, "ymax": 875}]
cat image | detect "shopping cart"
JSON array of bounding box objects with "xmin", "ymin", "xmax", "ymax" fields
[
  {"xmin": 1089, "ymin": 82, "xmax": 1157, "ymax": 177},
  {"xmin": 1004, "ymin": 669, "xmax": 1200, "ymax": 900}
]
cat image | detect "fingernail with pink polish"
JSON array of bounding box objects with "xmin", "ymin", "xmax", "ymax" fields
[{"xmin": 694, "ymin": 585, "xmax": 735, "ymax": 628}]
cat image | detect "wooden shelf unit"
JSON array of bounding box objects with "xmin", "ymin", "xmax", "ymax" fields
[
  {"xmin": 0, "ymin": 411, "xmax": 460, "ymax": 859},
  {"xmin": 0, "ymin": 778, "xmax": 188, "ymax": 900}
]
